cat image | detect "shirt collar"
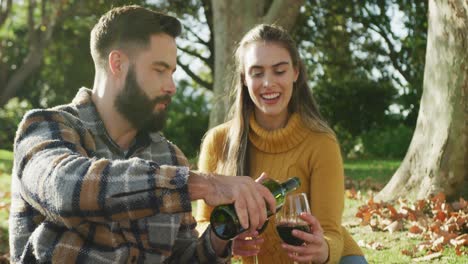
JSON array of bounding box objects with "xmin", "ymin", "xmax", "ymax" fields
[
  {"xmin": 72, "ymin": 87, "xmax": 108, "ymax": 136},
  {"xmin": 71, "ymin": 87, "xmax": 157, "ymax": 150}
]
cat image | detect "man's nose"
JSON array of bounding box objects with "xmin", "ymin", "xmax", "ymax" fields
[{"xmin": 164, "ymin": 77, "xmax": 176, "ymax": 96}]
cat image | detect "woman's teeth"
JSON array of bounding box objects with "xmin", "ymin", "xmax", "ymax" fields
[{"xmin": 261, "ymin": 93, "xmax": 280, "ymax": 100}]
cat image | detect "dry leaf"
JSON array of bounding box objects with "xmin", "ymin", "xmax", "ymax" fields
[
  {"xmin": 401, "ymin": 247, "xmax": 416, "ymax": 257},
  {"xmin": 413, "ymin": 252, "xmax": 442, "ymax": 262},
  {"xmin": 409, "ymin": 224, "xmax": 423, "ymax": 234},
  {"xmin": 450, "ymin": 234, "xmax": 468, "ymax": 246},
  {"xmin": 384, "ymin": 220, "xmax": 402, "ymax": 234},
  {"xmin": 358, "ymin": 240, "xmax": 386, "ymax": 250},
  {"xmin": 354, "ymin": 192, "xmax": 468, "ymax": 255},
  {"xmin": 345, "ymin": 188, "xmax": 358, "ymax": 200},
  {"xmin": 431, "ymin": 193, "xmax": 446, "ymax": 204},
  {"xmin": 0, "ymin": 202, "xmax": 10, "ymax": 210}
]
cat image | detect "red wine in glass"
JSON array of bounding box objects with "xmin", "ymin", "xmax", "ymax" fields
[
  {"xmin": 276, "ymin": 223, "xmax": 310, "ymax": 246},
  {"xmin": 275, "ymin": 193, "xmax": 312, "ymax": 246}
]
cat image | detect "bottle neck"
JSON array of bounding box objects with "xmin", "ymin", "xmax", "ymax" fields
[{"xmin": 280, "ymin": 177, "xmax": 300, "ymax": 193}]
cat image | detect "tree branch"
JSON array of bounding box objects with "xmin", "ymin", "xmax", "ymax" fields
[
  {"xmin": 367, "ymin": 23, "xmax": 412, "ymax": 84},
  {"xmin": 176, "ymin": 58, "xmax": 212, "ymax": 90},
  {"xmin": 0, "ymin": 0, "xmax": 73, "ymax": 106},
  {"xmin": 0, "ymin": 0, "xmax": 12, "ymax": 27},
  {"xmin": 178, "ymin": 45, "xmax": 210, "ymax": 66},
  {"xmin": 264, "ymin": 0, "xmax": 305, "ymax": 31},
  {"xmin": 184, "ymin": 25, "xmax": 209, "ymax": 47},
  {"xmin": 360, "ymin": 5, "xmax": 412, "ymax": 84},
  {"xmin": 201, "ymin": 0, "xmax": 214, "ymax": 75},
  {"xmin": 362, "ymin": 4, "xmax": 398, "ymax": 43},
  {"xmin": 41, "ymin": 0, "xmax": 46, "ymax": 25},
  {"xmin": 28, "ymin": 0, "xmax": 37, "ymax": 44}
]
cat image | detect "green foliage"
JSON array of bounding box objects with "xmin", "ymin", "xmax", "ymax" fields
[
  {"xmin": 292, "ymin": 0, "xmax": 428, "ymax": 158},
  {"xmin": 361, "ymin": 124, "xmax": 414, "ymax": 159},
  {"xmin": 0, "ymin": 149, "xmax": 13, "ymax": 173},
  {"xmin": 0, "ymin": 149, "xmax": 12, "ymax": 259},
  {"xmin": 0, "ymin": 98, "xmax": 32, "ymax": 150},
  {"xmin": 0, "ymin": 0, "xmax": 428, "ymax": 161},
  {"xmin": 163, "ymin": 80, "xmax": 211, "ymax": 160},
  {"xmin": 344, "ymin": 159, "xmax": 400, "ymax": 182},
  {"xmin": 314, "ymin": 74, "xmax": 396, "ymax": 136}
]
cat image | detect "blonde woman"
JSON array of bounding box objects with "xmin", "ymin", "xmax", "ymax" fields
[{"xmin": 196, "ymin": 24, "xmax": 366, "ymax": 264}]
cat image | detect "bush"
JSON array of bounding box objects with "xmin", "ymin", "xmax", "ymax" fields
[
  {"xmin": 0, "ymin": 98, "xmax": 33, "ymax": 150},
  {"xmin": 333, "ymin": 124, "xmax": 360, "ymax": 158},
  {"xmin": 163, "ymin": 80, "xmax": 211, "ymax": 161},
  {"xmin": 361, "ymin": 124, "xmax": 414, "ymax": 159}
]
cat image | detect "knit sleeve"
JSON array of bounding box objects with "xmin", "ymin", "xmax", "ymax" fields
[
  {"xmin": 195, "ymin": 127, "xmax": 223, "ymax": 231},
  {"xmin": 309, "ymin": 135, "xmax": 345, "ymax": 264}
]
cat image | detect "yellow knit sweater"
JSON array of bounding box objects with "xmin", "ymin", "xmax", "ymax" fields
[{"xmin": 196, "ymin": 113, "xmax": 363, "ymax": 263}]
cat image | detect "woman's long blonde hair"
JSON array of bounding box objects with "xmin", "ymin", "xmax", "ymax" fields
[{"xmin": 218, "ymin": 24, "xmax": 334, "ymax": 176}]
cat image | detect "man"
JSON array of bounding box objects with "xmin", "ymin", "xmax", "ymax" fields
[{"xmin": 9, "ymin": 5, "xmax": 275, "ymax": 263}]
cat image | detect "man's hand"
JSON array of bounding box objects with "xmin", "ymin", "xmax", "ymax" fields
[{"xmin": 188, "ymin": 171, "xmax": 276, "ymax": 233}]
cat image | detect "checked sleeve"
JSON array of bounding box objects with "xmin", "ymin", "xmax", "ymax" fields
[{"xmin": 13, "ymin": 109, "xmax": 192, "ymax": 228}]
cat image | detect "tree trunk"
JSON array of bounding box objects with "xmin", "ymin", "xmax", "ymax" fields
[
  {"xmin": 377, "ymin": 0, "xmax": 468, "ymax": 201},
  {"xmin": 209, "ymin": 0, "xmax": 304, "ymax": 127},
  {"xmin": 0, "ymin": 0, "xmax": 70, "ymax": 107},
  {"xmin": 0, "ymin": 49, "xmax": 44, "ymax": 106}
]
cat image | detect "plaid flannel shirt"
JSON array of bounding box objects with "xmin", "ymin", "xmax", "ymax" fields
[{"xmin": 9, "ymin": 88, "xmax": 230, "ymax": 264}]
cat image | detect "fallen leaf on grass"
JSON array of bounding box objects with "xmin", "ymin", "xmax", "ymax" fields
[
  {"xmin": 0, "ymin": 202, "xmax": 10, "ymax": 210},
  {"xmin": 345, "ymin": 188, "xmax": 359, "ymax": 200},
  {"xmin": 0, "ymin": 253, "xmax": 9, "ymax": 264},
  {"xmin": 451, "ymin": 198, "xmax": 467, "ymax": 211},
  {"xmin": 401, "ymin": 248, "xmax": 415, "ymax": 257},
  {"xmin": 0, "ymin": 191, "xmax": 10, "ymax": 199},
  {"xmin": 412, "ymin": 252, "xmax": 442, "ymax": 262},
  {"xmin": 401, "ymin": 246, "xmax": 418, "ymax": 257},
  {"xmin": 384, "ymin": 220, "xmax": 402, "ymax": 234},
  {"xmin": 357, "ymin": 240, "xmax": 387, "ymax": 250},
  {"xmin": 409, "ymin": 224, "xmax": 423, "ymax": 234},
  {"xmin": 355, "ymin": 192, "xmax": 468, "ymax": 256},
  {"xmin": 431, "ymin": 192, "xmax": 446, "ymax": 204},
  {"xmin": 450, "ymin": 234, "xmax": 468, "ymax": 247}
]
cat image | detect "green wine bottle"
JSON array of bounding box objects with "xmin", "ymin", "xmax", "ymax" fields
[{"xmin": 210, "ymin": 177, "xmax": 301, "ymax": 240}]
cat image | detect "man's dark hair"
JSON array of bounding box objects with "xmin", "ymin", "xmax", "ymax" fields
[{"xmin": 90, "ymin": 5, "xmax": 181, "ymax": 68}]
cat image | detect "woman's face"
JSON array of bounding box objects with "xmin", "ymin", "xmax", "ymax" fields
[{"xmin": 242, "ymin": 42, "xmax": 298, "ymax": 129}]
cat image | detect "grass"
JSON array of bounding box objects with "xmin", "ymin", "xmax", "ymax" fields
[
  {"xmin": 342, "ymin": 159, "xmax": 465, "ymax": 263},
  {"xmin": 343, "ymin": 159, "xmax": 400, "ymax": 183},
  {"xmin": 0, "ymin": 153, "xmax": 466, "ymax": 263},
  {"xmin": 343, "ymin": 196, "xmax": 464, "ymax": 263},
  {"xmin": 0, "ymin": 149, "xmax": 12, "ymax": 259}
]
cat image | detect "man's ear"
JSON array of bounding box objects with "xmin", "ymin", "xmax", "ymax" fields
[{"xmin": 108, "ymin": 50, "xmax": 128, "ymax": 76}]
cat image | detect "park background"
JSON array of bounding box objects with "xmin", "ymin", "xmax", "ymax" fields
[{"xmin": 0, "ymin": 0, "xmax": 466, "ymax": 263}]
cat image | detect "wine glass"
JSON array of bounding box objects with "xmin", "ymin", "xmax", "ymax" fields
[
  {"xmin": 235, "ymin": 220, "xmax": 268, "ymax": 264},
  {"xmin": 275, "ymin": 193, "xmax": 311, "ymax": 263}
]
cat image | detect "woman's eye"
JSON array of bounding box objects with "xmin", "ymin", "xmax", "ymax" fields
[
  {"xmin": 275, "ymin": 70, "xmax": 286, "ymax": 75},
  {"xmin": 251, "ymin": 71, "xmax": 263, "ymax": 77}
]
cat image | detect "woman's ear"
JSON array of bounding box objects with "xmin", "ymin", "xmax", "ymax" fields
[{"xmin": 293, "ymin": 67, "xmax": 299, "ymax": 83}]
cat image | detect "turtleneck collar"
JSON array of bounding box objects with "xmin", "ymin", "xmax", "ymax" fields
[{"xmin": 249, "ymin": 113, "xmax": 309, "ymax": 153}]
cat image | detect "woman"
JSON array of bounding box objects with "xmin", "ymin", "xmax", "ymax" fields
[{"xmin": 196, "ymin": 24, "xmax": 366, "ymax": 264}]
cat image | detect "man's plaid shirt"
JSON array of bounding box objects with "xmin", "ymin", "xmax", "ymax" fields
[{"xmin": 9, "ymin": 88, "xmax": 230, "ymax": 263}]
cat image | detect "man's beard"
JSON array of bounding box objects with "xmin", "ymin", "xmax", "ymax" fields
[{"xmin": 114, "ymin": 67, "xmax": 171, "ymax": 133}]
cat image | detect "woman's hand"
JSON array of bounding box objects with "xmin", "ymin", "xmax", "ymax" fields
[
  {"xmin": 232, "ymin": 231, "xmax": 265, "ymax": 257},
  {"xmin": 281, "ymin": 213, "xmax": 329, "ymax": 264}
]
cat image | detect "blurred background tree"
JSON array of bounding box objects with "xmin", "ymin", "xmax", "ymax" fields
[{"xmin": 0, "ymin": 0, "xmax": 427, "ymax": 161}]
